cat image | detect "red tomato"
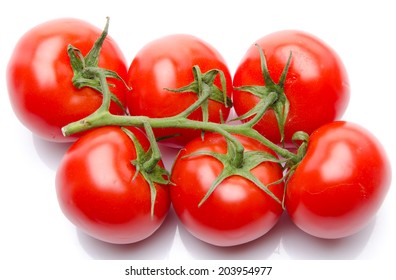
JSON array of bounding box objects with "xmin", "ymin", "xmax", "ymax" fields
[
  {"xmin": 55, "ymin": 126, "xmax": 171, "ymax": 244},
  {"xmin": 126, "ymin": 34, "xmax": 233, "ymax": 147},
  {"xmin": 233, "ymin": 30, "xmax": 350, "ymax": 146},
  {"xmin": 285, "ymin": 121, "xmax": 392, "ymax": 239},
  {"xmin": 7, "ymin": 18, "xmax": 128, "ymax": 142},
  {"xmin": 170, "ymin": 133, "xmax": 284, "ymax": 246}
]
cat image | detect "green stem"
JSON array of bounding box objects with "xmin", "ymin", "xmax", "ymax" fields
[
  {"xmin": 87, "ymin": 67, "xmax": 112, "ymax": 112},
  {"xmin": 62, "ymin": 65, "xmax": 299, "ymax": 164},
  {"xmin": 63, "ymin": 109, "xmax": 297, "ymax": 162},
  {"xmin": 242, "ymin": 91, "xmax": 278, "ymax": 128},
  {"xmin": 174, "ymin": 83, "xmax": 211, "ymax": 118},
  {"xmin": 141, "ymin": 122, "xmax": 162, "ymax": 172}
]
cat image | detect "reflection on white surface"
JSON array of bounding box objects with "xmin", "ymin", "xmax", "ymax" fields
[
  {"xmin": 76, "ymin": 208, "xmax": 179, "ymax": 260},
  {"xmin": 74, "ymin": 209, "xmax": 377, "ymax": 260},
  {"xmin": 32, "ymin": 134, "xmax": 72, "ymax": 170}
]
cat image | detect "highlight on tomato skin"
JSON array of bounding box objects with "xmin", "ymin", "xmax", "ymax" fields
[
  {"xmin": 6, "ymin": 18, "xmax": 128, "ymax": 142},
  {"xmin": 170, "ymin": 133, "xmax": 285, "ymax": 247},
  {"xmin": 284, "ymin": 121, "xmax": 392, "ymax": 239},
  {"xmin": 55, "ymin": 126, "xmax": 171, "ymax": 244}
]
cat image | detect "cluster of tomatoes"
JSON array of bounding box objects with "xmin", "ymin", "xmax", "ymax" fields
[{"xmin": 7, "ymin": 18, "xmax": 391, "ymax": 248}]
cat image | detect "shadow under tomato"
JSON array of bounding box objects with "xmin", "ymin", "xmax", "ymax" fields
[
  {"xmin": 280, "ymin": 214, "xmax": 376, "ymax": 260},
  {"xmin": 32, "ymin": 134, "xmax": 72, "ymax": 171},
  {"xmin": 158, "ymin": 143, "xmax": 180, "ymax": 170},
  {"xmin": 76, "ymin": 208, "xmax": 178, "ymax": 260},
  {"xmin": 176, "ymin": 212, "xmax": 284, "ymax": 260}
]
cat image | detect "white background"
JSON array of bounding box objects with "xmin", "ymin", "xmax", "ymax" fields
[{"xmin": 1, "ymin": 0, "xmax": 395, "ymax": 278}]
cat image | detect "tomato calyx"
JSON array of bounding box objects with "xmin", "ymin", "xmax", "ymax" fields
[
  {"xmin": 67, "ymin": 17, "xmax": 128, "ymax": 113},
  {"xmin": 234, "ymin": 44, "xmax": 292, "ymax": 145},
  {"xmin": 183, "ymin": 136, "xmax": 284, "ymax": 207},
  {"xmin": 280, "ymin": 131, "xmax": 310, "ymax": 207},
  {"xmin": 290, "ymin": 131, "xmax": 309, "ymax": 163},
  {"xmin": 122, "ymin": 127, "xmax": 170, "ymax": 218},
  {"xmin": 165, "ymin": 65, "xmax": 232, "ymax": 122}
]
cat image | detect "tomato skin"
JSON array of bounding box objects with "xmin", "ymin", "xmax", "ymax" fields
[
  {"xmin": 55, "ymin": 126, "xmax": 171, "ymax": 244},
  {"xmin": 233, "ymin": 30, "xmax": 350, "ymax": 146},
  {"xmin": 7, "ymin": 18, "xmax": 128, "ymax": 142},
  {"xmin": 170, "ymin": 133, "xmax": 284, "ymax": 246},
  {"xmin": 126, "ymin": 34, "xmax": 233, "ymax": 147},
  {"xmin": 285, "ymin": 121, "xmax": 392, "ymax": 239}
]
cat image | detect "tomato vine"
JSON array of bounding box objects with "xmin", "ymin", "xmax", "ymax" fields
[{"xmin": 61, "ymin": 18, "xmax": 305, "ymax": 211}]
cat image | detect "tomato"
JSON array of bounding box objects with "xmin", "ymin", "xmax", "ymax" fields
[
  {"xmin": 233, "ymin": 30, "xmax": 350, "ymax": 146},
  {"xmin": 7, "ymin": 18, "xmax": 128, "ymax": 142},
  {"xmin": 285, "ymin": 121, "xmax": 392, "ymax": 239},
  {"xmin": 126, "ymin": 34, "xmax": 233, "ymax": 147},
  {"xmin": 55, "ymin": 126, "xmax": 171, "ymax": 244},
  {"xmin": 170, "ymin": 133, "xmax": 284, "ymax": 246}
]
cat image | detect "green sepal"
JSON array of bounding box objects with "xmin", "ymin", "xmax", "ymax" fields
[
  {"xmin": 122, "ymin": 128, "xmax": 170, "ymax": 218},
  {"xmin": 290, "ymin": 130, "xmax": 309, "ymax": 166},
  {"xmin": 165, "ymin": 66, "xmax": 232, "ymax": 122},
  {"xmin": 280, "ymin": 131, "xmax": 310, "ymax": 208},
  {"xmin": 183, "ymin": 138, "xmax": 284, "ymax": 207},
  {"xmin": 67, "ymin": 17, "xmax": 129, "ymax": 114},
  {"xmin": 234, "ymin": 44, "xmax": 292, "ymax": 144},
  {"xmin": 272, "ymin": 90, "xmax": 290, "ymax": 144},
  {"xmin": 232, "ymin": 97, "xmax": 271, "ymax": 121}
]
